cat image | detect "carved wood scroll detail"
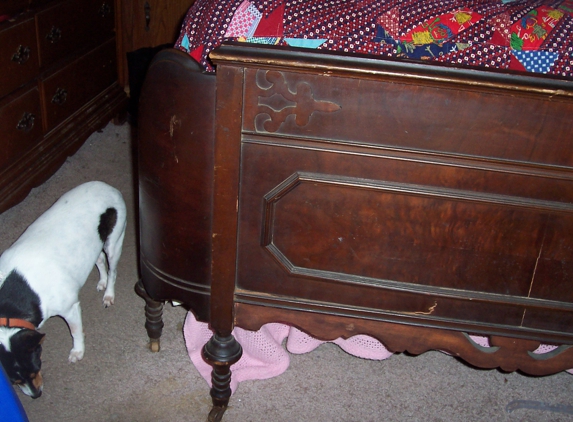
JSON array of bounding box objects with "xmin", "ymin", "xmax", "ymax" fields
[
  {"xmin": 235, "ymin": 303, "xmax": 573, "ymax": 377},
  {"xmin": 393, "ymin": 332, "xmax": 573, "ymax": 376},
  {"xmin": 255, "ymin": 70, "xmax": 341, "ymax": 133}
]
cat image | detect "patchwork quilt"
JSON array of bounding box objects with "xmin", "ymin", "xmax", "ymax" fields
[{"xmin": 176, "ymin": 0, "xmax": 573, "ymax": 77}]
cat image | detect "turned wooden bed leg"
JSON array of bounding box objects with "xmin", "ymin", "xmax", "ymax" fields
[
  {"xmin": 134, "ymin": 280, "xmax": 165, "ymax": 352},
  {"xmin": 202, "ymin": 333, "xmax": 243, "ymax": 422}
]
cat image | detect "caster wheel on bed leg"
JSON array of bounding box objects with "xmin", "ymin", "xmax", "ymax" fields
[
  {"xmin": 135, "ymin": 280, "xmax": 165, "ymax": 352},
  {"xmin": 149, "ymin": 339, "xmax": 161, "ymax": 353},
  {"xmin": 203, "ymin": 333, "xmax": 242, "ymax": 422}
]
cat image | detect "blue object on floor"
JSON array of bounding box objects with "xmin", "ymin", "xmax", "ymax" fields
[{"xmin": 0, "ymin": 364, "xmax": 29, "ymax": 422}]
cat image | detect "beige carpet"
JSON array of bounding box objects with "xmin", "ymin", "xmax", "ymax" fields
[{"xmin": 2, "ymin": 122, "xmax": 573, "ymax": 422}]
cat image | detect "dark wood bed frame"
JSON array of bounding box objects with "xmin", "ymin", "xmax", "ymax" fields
[{"xmin": 136, "ymin": 44, "xmax": 573, "ymax": 421}]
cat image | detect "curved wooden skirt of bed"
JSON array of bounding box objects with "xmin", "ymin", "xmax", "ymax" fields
[{"xmin": 137, "ymin": 45, "xmax": 573, "ymax": 421}]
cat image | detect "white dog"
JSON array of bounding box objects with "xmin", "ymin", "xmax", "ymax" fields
[{"xmin": 0, "ymin": 181, "xmax": 126, "ymax": 398}]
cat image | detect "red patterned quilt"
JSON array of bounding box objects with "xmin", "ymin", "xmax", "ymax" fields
[{"xmin": 176, "ymin": 0, "xmax": 573, "ymax": 77}]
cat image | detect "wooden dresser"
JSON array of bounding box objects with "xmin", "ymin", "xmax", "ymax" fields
[
  {"xmin": 118, "ymin": 0, "xmax": 190, "ymax": 54},
  {"xmin": 0, "ymin": 0, "xmax": 126, "ymax": 212}
]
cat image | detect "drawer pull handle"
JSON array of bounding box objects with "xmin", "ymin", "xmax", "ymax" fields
[
  {"xmin": 46, "ymin": 26, "xmax": 62, "ymax": 43},
  {"xmin": 51, "ymin": 88, "xmax": 68, "ymax": 106},
  {"xmin": 11, "ymin": 45, "xmax": 31, "ymax": 65},
  {"xmin": 99, "ymin": 2, "xmax": 111, "ymax": 17},
  {"xmin": 16, "ymin": 112, "xmax": 36, "ymax": 132}
]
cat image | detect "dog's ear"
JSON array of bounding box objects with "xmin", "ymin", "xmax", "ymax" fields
[{"xmin": 12, "ymin": 330, "xmax": 46, "ymax": 353}]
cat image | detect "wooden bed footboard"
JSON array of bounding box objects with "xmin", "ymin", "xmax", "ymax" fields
[
  {"xmin": 137, "ymin": 49, "xmax": 216, "ymax": 349},
  {"xmin": 137, "ymin": 44, "xmax": 573, "ymax": 420}
]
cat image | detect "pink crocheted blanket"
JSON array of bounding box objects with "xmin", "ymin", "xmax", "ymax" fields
[{"xmin": 184, "ymin": 312, "xmax": 570, "ymax": 393}]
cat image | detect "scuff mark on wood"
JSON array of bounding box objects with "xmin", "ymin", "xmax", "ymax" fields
[{"xmin": 169, "ymin": 115, "xmax": 181, "ymax": 138}]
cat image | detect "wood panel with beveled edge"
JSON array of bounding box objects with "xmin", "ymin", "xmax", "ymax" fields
[{"xmin": 235, "ymin": 139, "xmax": 573, "ymax": 335}]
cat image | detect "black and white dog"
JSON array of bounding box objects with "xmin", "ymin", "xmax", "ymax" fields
[{"xmin": 0, "ymin": 181, "xmax": 126, "ymax": 398}]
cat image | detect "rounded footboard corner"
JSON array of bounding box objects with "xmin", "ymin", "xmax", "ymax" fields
[{"xmin": 137, "ymin": 48, "xmax": 216, "ymax": 322}]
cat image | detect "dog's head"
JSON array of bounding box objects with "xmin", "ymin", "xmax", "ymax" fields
[{"xmin": 0, "ymin": 329, "xmax": 45, "ymax": 398}]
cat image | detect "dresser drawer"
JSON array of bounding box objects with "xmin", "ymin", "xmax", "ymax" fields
[
  {"xmin": 0, "ymin": 86, "xmax": 43, "ymax": 171},
  {"xmin": 85, "ymin": 0, "xmax": 115, "ymax": 41},
  {"xmin": 42, "ymin": 39, "xmax": 117, "ymax": 131},
  {"xmin": 0, "ymin": 18, "xmax": 40, "ymax": 98},
  {"xmin": 36, "ymin": 0, "xmax": 115, "ymax": 68}
]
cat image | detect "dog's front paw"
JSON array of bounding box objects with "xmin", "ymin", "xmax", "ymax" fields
[
  {"xmin": 103, "ymin": 295, "xmax": 115, "ymax": 308},
  {"xmin": 96, "ymin": 278, "xmax": 107, "ymax": 291},
  {"xmin": 68, "ymin": 349, "xmax": 84, "ymax": 363}
]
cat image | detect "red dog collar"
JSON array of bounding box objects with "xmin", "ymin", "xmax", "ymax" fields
[{"xmin": 0, "ymin": 317, "xmax": 36, "ymax": 331}]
